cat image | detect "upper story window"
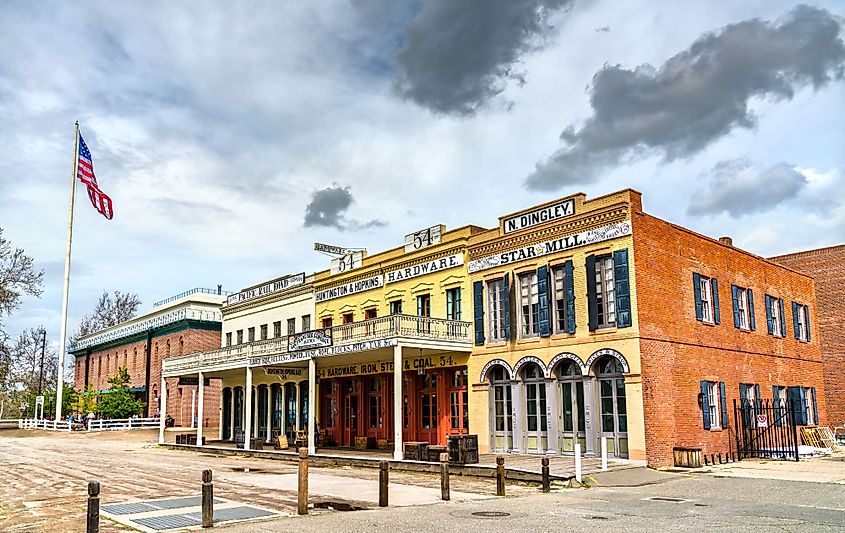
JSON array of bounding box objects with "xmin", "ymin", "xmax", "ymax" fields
[
  {"xmin": 792, "ymin": 302, "xmax": 810, "ymax": 342},
  {"xmin": 417, "ymin": 294, "xmax": 431, "ymax": 317},
  {"xmin": 287, "ymin": 318, "xmax": 296, "ymax": 335},
  {"xmin": 731, "ymin": 285, "xmax": 755, "ymax": 331},
  {"xmin": 518, "ymin": 272, "xmax": 539, "ymax": 338},
  {"xmin": 595, "ymin": 256, "xmax": 616, "ymax": 327},
  {"xmin": 273, "ymin": 321, "xmax": 281, "ymax": 338},
  {"xmin": 365, "ymin": 308, "xmax": 377, "ymax": 320},
  {"xmin": 552, "ymin": 265, "xmax": 569, "ymax": 334},
  {"xmin": 225, "ymin": 332, "xmax": 232, "ymax": 347},
  {"xmin": 486, "ymin": 278, "xmax": 507, "ymax": 342},
  {"xmin": 247, "ymin": 327, "xmax": 255, "ymax": 342},
  {"xmin": 342, "ymin": 312, "xmax": 354, "ymax": 324},
  {"xmin": 260, "ymin": 324, "xmax": 268, "ymax": 340},
  {"xmin": 389, "ymin": 300, "xmax": 402, "ymax": 315},
  {"xmin": 693, "ymin": 273, "xmax": 720, "ymax": 325},
  {"xmin": 708, "ymin": 381, "xmax": 720, "ymax": 429},
  {"xmin": 765, "ymin": 295, "xmax": 785, "ymax": 337},
  {"xmin": 322, "ymin": 317, "xmax": 333, "ymax": 328},
  {"xmin": 446, "ymin": 288, "xmax": 461, "ymax": 321},
  {"xmin": 302, "ymin": 314, "xmax": 311, "ymax": 331},
  {"xmin": 236, "ymin": 330, "xmax": 243, "ymax": 344}
]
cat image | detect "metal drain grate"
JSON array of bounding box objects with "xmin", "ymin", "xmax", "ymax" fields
[
  {"xmin": 471, "ymin": 511, "xmax": 511, "ymax": 518},
  {"xmin": 186, "ymin": 506, "xmax": 277, "ymax": 522},
  {"xmin": 134, "ymin": 514, "xmax": 201, "ymax": 531},
  {"xmin": 101, "ymin": 503, "xmax": 158, "ymax": 515}
]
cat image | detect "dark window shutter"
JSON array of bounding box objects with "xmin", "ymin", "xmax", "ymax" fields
[
  {"xmin": 700, "ymin": 381, "xmax": 711, "ymax": 430},
  {"xmin": 537, "ymin": 265, "xmax": 550, "ymax": 337},
  {"xmin": 754, "ymin": 384, "xmax": 761, "ymax": 409},
  {"xmin": 739, "ymin": 383, "xmax": 749, "ymax": 427},
  {"xmin": 731, "ymin": 285, "xmax": 741, "ymax": 328},
  {"xmin": 712, "ymin": 278, "xmax": 720, "ymax": 325},
  {"xmin": 773, "ymin": 386, "xmax": 782, "ymax": 427},
  {"xmin": 778, "ymin": 298, "xmax": 786, "ymax": 337},
  {"xmin": 693, "ymin": 272, "xmax": 703, "ymax": 321},
  {"xmin": 472, "ymin": 281, "xmax": 484, "ymax": 346},
  {"xmin": 812, "ymin": 387, "xmax": 818, "ymax": 425},
  {"xmin": 792, "ymin": 301, "xmax": 800, "ymax": 339},
  {"xmin": 765, "ymin": 294, "xmax": 773, "ymax": 335},
  {"xmin": 502, "ymin": 274, "xmax": 511, "ymax": 340},
  {"xmin": 565, "ymin": 260, "xmax": 576, "ymax": 334},
  {"xmin": 586, "ymin": 255, "xmax": 598, "ymax": 332},
  {"xmin": 787, "ymin": 386, "xmax": 801, "ymax": 425},
  {"xmin": 798, "ymin": 387, "xmax": 807, "ymax": 425},
  {"xmin": 719, "ymin": 381, "xmax": 728, "ymax": 429},
  {"xmin": 804, "ymin": 305, "xmax": 811, "ymax": 342},
  {"xmin": 747, "ymin": 289, "xmax": 756, "ymax": 331},
  {"xmin": 613, "ymin": 249, "xmax": 631, "ymax": 328}
]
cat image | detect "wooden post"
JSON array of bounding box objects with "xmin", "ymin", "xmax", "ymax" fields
[
  {"xmin": 298, "ymin": 448, "xmax": 309, "ymax": 515},
  {"xmin": 495, "ymin": 456, "xmax": 505, "ymax": 496},
  {"xmin": 86, "ymin": 481, "xmax": 99, "ymax": 533},
  {"xmin": 201, "ymin": 470, "xmax": 213, "ymax": 528},
  {"xmin": 378, "ymin": 461, "xmax": 389, "ymax": 507},
  {"xmin": 574, "ymin": 443, "xmax": 582, "ymax": 483},
  {"xmin": 541, "ymin": 457, "xmax": 550, "ymax": 493},
  {"xmin": 439, "ymin": 452, "xmax": 450, "ymax": 501}
]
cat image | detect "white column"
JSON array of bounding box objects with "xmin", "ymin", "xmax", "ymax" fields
[
  {"xmin": 584, "ymin": 378, "xmax": 597, "ymax": 456},
  {"xmin": 253, "ymin": 389, "xmax": 259, "ymax": 439},
  {"xmin": 266, "ymin": 385, "xmax": 273, "ymax": 443},
  {"xmin": 244, "ymin": 368, "xmax": 253, "ymax": 451},
  {"xmin": 196, "ymin": 372, "xmax": 204, "ymax": 446},
  {"xmin": 158, "ymin": 375, "xmax": 167, "ymax": 444},
  {"xmin": 307, "ymin": 359, "xmax": 316, "ymax": 454},
  {"xmin": 545, "ymin": 381, "xmax": 559, "ymax": 454},
  {"xmin": 510, "ymin": 381, "xmax": 523, "ymax": 453},
  {"xmin": 393, "ymin": 343, "xmax": 403, "ymax": 460}
]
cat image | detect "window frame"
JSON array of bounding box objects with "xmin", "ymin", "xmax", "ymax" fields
[
  {"xmin": 260, "ymin": 324, "xmax": 268, "ymax": 340},
  {"xmin": 247, "ymin": 327, "xmax": 255, "ymax": 342},
  {"xmin": 236, "ymin": 330, "xmax": 243, "ymax": 345},
  {"xmin": 301, "ymin": 314, "xmax": 311, "ymax": 332},
  {"xmin": 225, "ymin": 332, "xmax": 232, "ymax": 347},
  {"xmin": 287, "ymin": 318, "xmax": 296, "ymax": 336},
  {"xmin": 389, "ymin": 300, "xmax": 402, "ymax": 315},
  {"xmin": 771, "ymin": 298, "xmax": 782, "ymax": 337},
  {"xmin": 737, "ymin": 287, "xmax": 749, "ymax": 330},
  {"xmin": 273, "ymin": 321, "xmax": 281, "ymax": 338},
  {"xmin": 707, "ymin": 381, "xmax": 720, "ymax": 429},
  {"xmin": 699, "ymin": 276, "xmax": 713, "ymax": 324},
  {"xmin": 551, "ymin": 264, "xmax": 569, "ymax": 334},
  {"xmin": 804, "ymin": 387, "xmax": 816, "ymax": 425},
  {"xmin": 446, "ymin": 287, "xmax": 462, "ymax": 321},
  {"xmin": 486, "ymin": 278, "xmax": 506, "ymax": 342},
  {"xmin": 797, "ymin": 305, "xmax": 808, "ymax": 341},
  {"xmin": 595, "ymin": 255, "xmax": 617, "ymax": 328},
  {"xmin": 518, "ymin": 271, "xmax": 540, "ymax": 338}
]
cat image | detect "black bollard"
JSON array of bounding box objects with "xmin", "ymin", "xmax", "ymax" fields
[
  {"xmin": 541, "ymin": 457, "xmax": 550, "ymax": 493},
  {"xmin": 202, "ymin": 469, "xmax": 213, "ymax": 528},
  {"xmin": 87, "ymin": 481, "xmax": 100, "ymax": 533},
  {"xmin": 379, "ymin": 461, "xmax": 389, "ymax": 507}
]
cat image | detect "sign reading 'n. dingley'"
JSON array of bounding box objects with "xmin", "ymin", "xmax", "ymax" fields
[
  {"xmin": 386, "ymin": 253, "xmax": 464, "ymax": 283},
  {"xmin": 288, "ymin": 328, "xmax": 333, "ymax": 352},
  {"xmin": 503, "ymin": 198, "xmax": 575, "ymax": 234},
  {"xmin": 315, "ymin": 274, "xmax": 383, "ymax": 303},
  {"xmin": 468, "ymin": 221, "xmax": 632, "ymax": 273},
  {"xmin": 227, "ymin": 272, "xmax": 306, "ymax": 305}
]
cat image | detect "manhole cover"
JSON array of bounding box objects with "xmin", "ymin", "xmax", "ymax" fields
[
  {"xmin": 645, "ymin": 496, "xmax": 690, "ymax": 503},
  {"xmin": 313, "ymin": 502, "xmax": 366, "ymax": 512},
  {"xmin": 586, "ymin": 516, "xmax": 609, "ymax": 520},
  {"xmin": 471, "ymin": 511, "xmax": 511, "ymax": 518}
]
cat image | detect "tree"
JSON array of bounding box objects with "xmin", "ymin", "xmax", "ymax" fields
[
  {"xmin": 72, "ymin": 290, "xmax": 141, "ymax": 341},
  {"xmin": 5, "ymin": 327, "xmax": 58, "ymax": 417},
  {"xmin": 71, "ymin": 384, "xmax": 99, "ymax": 416},
  {"xmin": 95, "ymin": 367, "xmax": 145, "ymax": 419},
  {"xmin": 0, "ymin": 228, "xmax": 43, "ymax": 320}
]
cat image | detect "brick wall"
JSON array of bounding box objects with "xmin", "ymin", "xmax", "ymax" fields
[
  {"xmin": 632, "ymin": 212, "xmax": 825, "ymax": 467},
  {"xmin": 770, "ymin": 244, "xmax": 845, "ymax": 427}
]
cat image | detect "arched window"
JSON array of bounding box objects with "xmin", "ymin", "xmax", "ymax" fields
[
  {"xmin": 489, "ymin": 365, "xmax": 512, "ymax": 452},
  {"xmin": 556, "ymin": 360, "xmax": 585, "ymax": 437},
  {"xmin": 521, "ymin": 363, "xmax": 547, "ymax": 450},
  {"xmin": 596, "ymin": 356, "xmax": 628, "ymax": 458}
]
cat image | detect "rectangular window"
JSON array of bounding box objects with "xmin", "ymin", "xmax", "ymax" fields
[
  {"xmin": 737, "ymin": 287, "xmax": 749, "ymax": 329},
  {"xmin": 486, "ymin": 279, "xmax": 506, "ymax": 341},
  {"xmin": 343, "ymin": 312, "xmax": 354, "ymax": 324},
  {"xmin": 302, "ymin": 314, "xmax": 311, "ymax": 331},
  {"xmin": 247, "ymin": 327, "xmax": 255, "ymax": 342},
  {"xmin": 273, "ymin": 321, "xmax": 281, "ymax": 338},
  {"xmin": 225, "ymin": 332, "xmax": 232, "ymax": 347},
  {"xmin": 699, "ymin": 277, "xmax": 713, "ymax": 323},
  {"xmin": 287, "ymin": 318, "xmax": 296, "ymax": 335},
  {"xmin": 260, "ymin": 324, "xmax": 268, "ymax": 340},
  {"xmin": 708, "ymin": 381, "xmax": 720, "ymax": 429},
  {"xmin": 322, "ymin": 317, "xmax": 333, "ymax": 328},
  {"xmin": 236, "ymin": 330, "xmax": 243, "ymax": 344},
  {"xmin": 389, "ymin": 300, "xmax": 402, "ymax": 315},
  {"xmin": 446, "ymin": 288, "xmax": 461, "ymax": 321},
  {"xmin": 771, "ymin": 298, "xmax": 782, "ymax": 337},
  {"xmin": 795, "ymin": 303, "xmax": 809, "ymax": 341},
  {"xmin": 804, "ymin": 387, "xmax": 816, "ymax": 425},
  {"xmin": 417, "ymin": 294, "xmax": 431, "ymax": 317},
  {"xmin": 595, "ymin": 256, "xmax": 616, "ymax": 327},
  {"xmin": 365, "ymin": 308, "xmax": 377, "ymax": 320},
  {"xmin": 552, "ymin": 265, "xmax": 568, "ymax": 334},
  {"xmin": 518, "ymin": 272, "xmax": 539, "ymax": 337}
]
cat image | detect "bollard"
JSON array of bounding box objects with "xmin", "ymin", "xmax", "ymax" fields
[
  {"xmin": 495, "ymin": 456, "xmax": 506, "ymax": 496},
  {"xmin": 378, "ymin": 461, "xmax": 389, "ymax": 507},
  {"xmin": 440, "ymin": 453, "xmax": 450, "ymax": 501},
  {"xmin": 298, "ymin": 448, "xmax": 309, "ymax": 515},
  {"xmin": 202, "ymin": 469, "xmax": 213, "ymax": 528},
  {"xmin": 87, "ymin": 481, "xmax": 100, "ymax": 533},
  {"xmin": 574, "ymin": 443, "xmax": 582, "ymax": 483},
  {"xmin": 711, "ymin": 453, "xmax": 715, "ymax": 466},
  {"xmin": 718, "ymin": 453, "xmax": 723, "ymax": 464},
  {"xmin": 601, "ymin": 436, "xmax": 608, "ymax": 471},
  {"xmin": 541, "ymin": 457, "xmax": 550, "ymax": 493}
]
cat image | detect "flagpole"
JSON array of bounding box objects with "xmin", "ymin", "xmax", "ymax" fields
[{"xmin": 55, "ymin": 121, "xmax": 79, "ymax": 421}]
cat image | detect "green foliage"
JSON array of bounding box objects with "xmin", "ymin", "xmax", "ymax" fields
[
  {"xmin": 94, "ymin": 367, "xmax": 145, "ymax": 419},
  {"xmin": 71, "ymin": 384, "xmax": 98, "ymax": 416}
]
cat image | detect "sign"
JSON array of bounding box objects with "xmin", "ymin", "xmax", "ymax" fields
[
  {"xmin": 314, "ymin": 242, "xmax": 354, "ymax": 256},
  {"xmin": 386, "ymin": 253, "xmax": 464, "ymax": 283},
  {"xmin": 315, "ymin": 274, "xmax": 383, "ymax": 303},
  {"xmin": 265, "ymin": 367, "xmax": 304, "ymax": 379},
  {"xmin": 503, "ymin": 198, "xmax": 575, "ymax": 234},
  {"xmin": 404, "ymin": 225, "xmax": 442, "ymax": 252},
  {"xmin": 35, "ymin": 395, "xmax": 44, "ymax": 406},
  {"xmin": 178, "ymin": 377, "xmax": 211, "ymax": 386},
  {"xmin": 307, "ymin": 338, "xmax": 398, "ymax": 359},
  {"xmin": 227, "ymin": 273, "xmax": 306, "ymax": 305},
  {"xmin": 316, "ymin": 353, "xmax": 464, "ymax": 379},
  {"xmin": 250, "ymin": 351, "xmax": 312, "ymax": 367},
  {"xmin": 288, "ymin": 328, "xmax": 333, "ymax": 352},
  {"xmin": 331, "ymin": 251, "xmax": 365, "ymax": 275},
  {"xmin": 468, "ymin": 221, "xmax": 632, "ymax": 273},
  {"xmin": 756, "ymin": 414, "xmax": 768, "ymax": 428}
]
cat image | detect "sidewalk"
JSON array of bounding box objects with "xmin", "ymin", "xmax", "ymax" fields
[{"xmin": 699, "ymin": 451, "xmax": 845, "ymax": 484}]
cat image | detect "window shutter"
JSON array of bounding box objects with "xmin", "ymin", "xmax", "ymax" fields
[
  {"xmin": 693, "ymin": 272, "xmax": 703, "ymax": 321},
  {"xmin": 712, "ymin": 278, "xmax": 720, "ymax": 325},
  {"xmin": 472, "ymin": 281, "xmax": 484, "ymax": 346},
  {"xmin": 778, "ymin": 298, "xmax": 786, "ymax": 337},
  {"xmin": 502, "ymin": 273, "xmax": 511, "ymax": 340},
  {"xmin": 747, "ymin": 289, "xmax": 756, "ymax": 331},
  {"xmin": 537, "ymin": 265, "xmax": 550, "ymax": 337},
  {"xmin": 586, "ymin": 255, "xmax": 598, "ymax": 332},
  {"xmin": 787, "ymin": 386, "xmax": 801, "ymax": 425},
  {"xmin": 739, "ymin": 383, "xmax": 749, "ymax": 427},
  {"xmin": 792, "ymin": 301, "xmax": 800, "ymax": 339},
  {"xmin": 564, "ymin": 260, "xmax": 576, "ymax": 334},
  {"xmin": 811, "ymin": 387, "xmax": 818, "ymax": 425},
  {"xmin": 731, "ymin": 285, "xmax": 741, "ymax": 328},
  {"xmin": 765, "ymin": 294, "xmax": 773, "ymax": 335},
  {"xmin": 773, "ymin": 386, "xmax": 781, "ymax": 427},
  {"xmin": 613, "ymin": 249, "xmax": 631, "ymax": 328},
  {"xmin": 797, "ymin": 387, "xmax": 807, "ymax": 425},
  {"xmin": 719, "ymin": 381, "xmax": 728, "ymax": 429},
  {"xmin": 700, "ymin": 381, "xmax": 711, "ymax": 430},
  {"xmin": 754, "ymin": 384, "xmax": 761, "ymax": 409},
  {"xmin": 804, "ymin": 305, "xmax": 811, "ymax": 342}
]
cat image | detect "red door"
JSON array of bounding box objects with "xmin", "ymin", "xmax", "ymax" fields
[
  {"xmin": 418, "ymin": 371, "xmax": 439, "ymax": 444},
  {"xmin": 342, "ymin": 379, "xmax": 359, "ymax": 447}
]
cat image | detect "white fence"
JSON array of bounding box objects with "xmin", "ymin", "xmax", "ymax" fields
[
  {"xmin": 87, "ymin": 417, "xmax": 160, "ymax": 431},
  {"xmin": 18, "ymin": 418, "xmax": 72, "ymax": 431}
]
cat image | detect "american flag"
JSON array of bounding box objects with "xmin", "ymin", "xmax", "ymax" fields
[{"xmin": 77, "ymin": 134, "xmax": 114, "ymax": 220}]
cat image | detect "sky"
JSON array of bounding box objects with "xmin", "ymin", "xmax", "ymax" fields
[{"xmin": 1, "ymin": 0, "xmax": 843, "ymax": 353}]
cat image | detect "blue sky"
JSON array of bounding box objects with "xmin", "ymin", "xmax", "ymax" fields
[{"xmin": 1, "ymin": 0, "xmax": 843, "ymax": 352}]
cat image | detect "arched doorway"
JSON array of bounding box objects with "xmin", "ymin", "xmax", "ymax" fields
[
  {"xmin": 271, "ymin": 384, "xmax": 283, "ymax": 440},
  {"xmin": 257, "ymin": 385, "xmax": 268, "ymax": 440},
  {"xmin": 488, "ymin": 365, "xmax": 513, "ymax": 452},
  {"xmin": 556, "ymin": 360, "xmax": 586, "ymax": 453},
  {"xmin": 233, "ymin": 386, "xmax": 244, "ymax": 442},
  {"xmin": 284, "ymin": 382, "xmax": 297, "ymax": 442},
  {"xmin": 595, "ymin": 357, "xmax": 628, "ymax": 458},
  {"xmin": 521, "ymin": 362, "xmax": 548, "ymax": 453},
  {"xmin": 222, "ymin": 387, "xmax": 232, "ymax": 441}
]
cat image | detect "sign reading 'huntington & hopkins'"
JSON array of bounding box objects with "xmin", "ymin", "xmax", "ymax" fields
[
  {"xmin": 315, "ymin": 274, "xmax": 383, "ymax": 302},
  {"xmin": 503, "ymin": 198, "xmax": 575, "ymax": 234}
]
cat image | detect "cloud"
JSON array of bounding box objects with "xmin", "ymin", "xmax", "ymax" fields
[
  {"xmin": 526, "ymin": 4, "xmax": 845, "ymax": 190},
  {"xmin": 394, "ymin": 0, "xmax": 574, "ymax": 116},
  {"xmin": 688, "ymin": 159, "xmax": 808, "ymax": 217},
  {"xmin": 303, "ymin": 185, "xmax": 386, "ymax": 231}
]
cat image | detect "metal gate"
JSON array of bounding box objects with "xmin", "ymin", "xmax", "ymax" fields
[{"xmin": 734, "ymin": 399, "xmax": 799, "ymax": 461}]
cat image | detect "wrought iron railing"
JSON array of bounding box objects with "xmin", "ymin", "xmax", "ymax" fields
[{"xmin": 154, "ymin": 287, "xmax": 232, "ymax": 308}]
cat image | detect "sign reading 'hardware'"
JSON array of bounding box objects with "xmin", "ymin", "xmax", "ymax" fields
[
  {"xmin": 468, "ymin": 221, "xmax": 632, "ymax": 273},
  {"xmin": 315, "ymin": 275, "xmax": 383, "ymax": 302},
  {"xmin": 503, "ymin": 198, "xmax": 575, "ymax": 234},
  {"xmin": 386, "ymin": 253, "xmax": 464, "ymax": 283},
  {"xmin": 288, "ymin": 328, "xmax": 333, "ymax": 352},
  {"xmin": 227, "ymin": 272, "xmax": 305, "ymax": 305}
]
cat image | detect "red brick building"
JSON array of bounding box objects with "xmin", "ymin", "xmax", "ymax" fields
[
  {"xmin": 69, "ymin": 289, "xmax": 225, "ymax": 427},
  {"xmin": 770, "ymin": 244, "xmax": 845, "ymax": 428}
]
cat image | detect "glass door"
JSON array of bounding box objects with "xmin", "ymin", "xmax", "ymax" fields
[
  {"xmin": 522, "ymin": 363, "xmax": 547, "ymax": 453},
  {"xmin": 222, "ymin": 388, "xmax": 232, "ymax": 441},
  {"xmin": 418, "ymin": 371, "xmax": 438, "ymax": 444},
  {"xmin": 284, "ymin": 382, "xmax": 297, "ymax": 442},
  {"xmin": 342, "ymin": 379, "xmax": 359, "ymax": 447},
  {"xmin": 489, "ymin": 367, "xmax": 512, "ymax": 452},
  {"xmin": 597, "ymin": 358, "xmax": 628, "ymax": 458}
]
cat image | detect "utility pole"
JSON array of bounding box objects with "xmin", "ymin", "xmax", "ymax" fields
[{"xmin": 37, "ymin": 328, "xmax": 47, "ymax": 396}]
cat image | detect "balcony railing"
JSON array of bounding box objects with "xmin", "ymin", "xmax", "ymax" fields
[{"xmin": 153, "ymin": 287, "xmax": 233, "ymax": 308}]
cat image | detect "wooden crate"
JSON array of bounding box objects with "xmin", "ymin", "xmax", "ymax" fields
[
  {"xmin": 403, "ymin": 441, "xmax": 428, "ymax": 461},
  {"xmin": 448, "ymin": 434, "xmax": 479, "ymax": 464},
  {"xmin": 427, "ymin": 445, "xmax": 448, "ymax": 462},
  {"xmin": 376, "ymin": 438, "xmax": 390, "ymax": 450},
  {"xmin": 354, "ymin": 436, "xmax": 370, "ymax": 450},
  {"xmin": 673, "ymin": 447, "xmax": 702, "ymax": 467}
]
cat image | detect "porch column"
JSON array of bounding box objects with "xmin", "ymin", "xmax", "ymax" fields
[
  {"xmin": 510, "ymin": 381, "xmax": 523, "ymax": 453},
  {"xmin": 393, "ymin": 343, "xmax": 403, "ymax": 460},
  {"xmin": 196, "ymin": 372, "xmax": 204, "ymax": 447},
  {"xmin": 158, "ymin": 375, "xmax": 167, "ymax": 445},
  {"xmin": 244, "ymin": 367, "xmax": 253, "ymax": 451},
  {"xmin": 266, "ymin": 384, "xmax": 273, "ymax": 443},
  {"xmin": 583, "ymin": 377, "xmax": 597, "ymax": 456},
  {"xmin": 545, "ymin": 380, "xmax": 559, "ymax": 454},
  {"xmin": 307, "ymin": 358, "xmax": 316, "ymax": 454}
]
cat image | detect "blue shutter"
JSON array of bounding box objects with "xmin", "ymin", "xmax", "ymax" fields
[
  {"xmin": 787, "ymin": 386, "xmax": 802, "ymax": 425},
  {"xmin": 586, "ymin": 256, "xmax": 598, "ymax": 332},
  {"xmin": 812, "ymin": 387, "xmax": 818, "ymax": 425},
  {"xmin": 693, "ymin": 272, "xmax": 703, "ymax": 321},
  {"xmin": 739, "ymin": 383, "xmax": 749, "ymax": 427},
  {"xmin": 754, "ymin": 384, "xmax": 761, "ymax": 410},
  {"xmin": 700, "ymin": 381, "xmax": 711, "ymax": 430},
  {"xmin": 747, "ymin": 289, "xmax": 756, "ymax": 331},
  {"xmin": 798, "ymin": 387, "xmax": 807, "ymax": 425},
  {"xmin": 472, "ymin": 281, "xmax": 484, "ymax": 346},
  {"xmin": 765, "ymin": 294, "xmax": 773, "ymax": 335},
  {"xmin": 565, "ymin": 260, "xmax": 576, "ymax": 334},
  {"xmin": 778, "ymin": 298, "xmax": 786, "ymax": 337},
  {"xmin": 614, "ymin": 249, "xmax": 631, "ymax": 328},
  {"xmin": 502, "ymin": 274, "xmax": 511, "ymax": 340},
  {"xmin": 712, "ymin": 278, "xmax": 720, "ymax": 325},
  {"xmin": 805, "ymin": 305, "xmax": 811, "ymax": 342},
  {"xmin": 792, "ymin": 301, "xmax": 800, "ymax": 339},
  {"xmin": 731, "ymin": 285, "xmax": 741, "ymax": 328},
  {"xmin": 537, "ymin": 266, "xmax": 550, "ymax": 337},
  {"xmin": 719, "ymin": 381, "xmax": 728, "ymax": 429}
]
